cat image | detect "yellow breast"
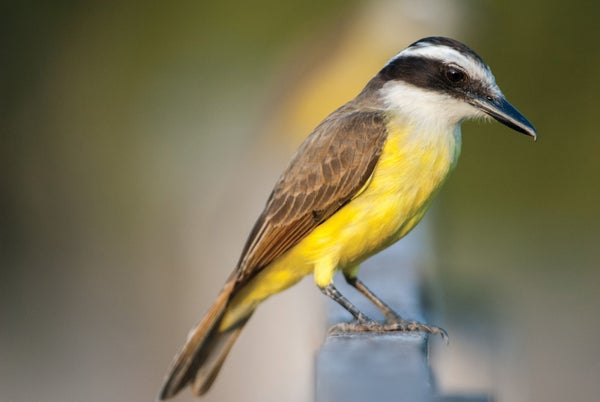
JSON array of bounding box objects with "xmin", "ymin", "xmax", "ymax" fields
[{"xmin": 300, "ymin": 114, "xmax": 462, "ymax": 274}]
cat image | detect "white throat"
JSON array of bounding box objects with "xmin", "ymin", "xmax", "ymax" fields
[{"xmin": 379, "ymin": 80, "xmax": 485, "ymax": 135}]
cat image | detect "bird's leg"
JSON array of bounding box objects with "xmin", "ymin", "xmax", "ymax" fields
[
  {"xmin": 340, "ymin": 273, "xmax": 448, "ymax": 340},
  {"xmin": 319, "ymin": 283, "xmax": 371, "ymax": 322},
  {"xmin": 343, "ymin": 274, "xmax": 402, "ymax": 323},
  {"xmin": 319, "ymin": 281, "xmax": 447, "ymax": 339}
]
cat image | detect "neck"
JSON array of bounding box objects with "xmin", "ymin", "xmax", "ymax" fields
[
  {"xmin": 379, "ymin": 80, "xmax": 475, "ymax": 133},
  {"xmin": 380, "ymin": 83, "xmax": 461, "ymax": 161}
]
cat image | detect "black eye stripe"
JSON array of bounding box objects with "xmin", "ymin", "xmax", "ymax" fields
[
  {"xmin": 376, "ymin": 56, "xmax": 483, "ymax": 101},
  {"xmin": 380, "ymin": 56, "xmax": 443, "ymax": 84}
]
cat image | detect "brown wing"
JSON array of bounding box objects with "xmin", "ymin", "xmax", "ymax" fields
[{"xmin": 233, "ymin": 106, "xmax": 388, "ymax": 288}]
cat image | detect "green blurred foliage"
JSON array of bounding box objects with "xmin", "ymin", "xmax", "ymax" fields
[{"xmin": 436, "ymin": 0, "xmax": 600, "ymax": 280}]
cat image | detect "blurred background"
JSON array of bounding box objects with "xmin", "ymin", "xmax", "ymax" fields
[{"xmin": 1, "ymin": 0, "xmax": 599, "ymax": 401}]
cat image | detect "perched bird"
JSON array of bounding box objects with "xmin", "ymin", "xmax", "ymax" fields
[{"xmin": 159, "ymin": 36, "xmax": 536, "ymax": 399}]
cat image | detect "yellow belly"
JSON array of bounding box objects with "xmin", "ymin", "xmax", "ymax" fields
[{"xmin": 221, "ymin": 118, "xmax": 461, "ymax": 330}]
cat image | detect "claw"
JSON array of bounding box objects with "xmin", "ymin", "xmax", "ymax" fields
[{"xmin": 328, "ymin": 319, "xmax": 449, "ymax": 343}]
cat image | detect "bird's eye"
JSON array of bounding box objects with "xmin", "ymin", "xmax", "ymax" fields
[{"xmin": 445, "ymin": 66, "xmax": 466, "ymax": 83}]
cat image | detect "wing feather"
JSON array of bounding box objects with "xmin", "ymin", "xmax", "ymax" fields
[{"xmin": 233, "ymin": 106, "xmax": 388, "ymax": 288}]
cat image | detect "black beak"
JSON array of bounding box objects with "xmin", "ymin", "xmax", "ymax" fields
[{"xmin": 472, "ymin": 95, "xmax": 537, "ymax": 141}]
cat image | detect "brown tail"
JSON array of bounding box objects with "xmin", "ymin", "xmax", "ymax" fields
[{"xmin": 159, "ymin": 280, "xmax": 250, "ymax": 399}]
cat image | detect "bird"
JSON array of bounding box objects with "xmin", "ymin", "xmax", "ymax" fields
[{"xmin": 158, "ymin": 36, "xmax": 537, "ymax": 399}]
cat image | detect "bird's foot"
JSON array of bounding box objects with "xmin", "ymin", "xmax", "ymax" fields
[{"xmin": 328, "ymin": 318, "xmax": 448, "ymax": 342}]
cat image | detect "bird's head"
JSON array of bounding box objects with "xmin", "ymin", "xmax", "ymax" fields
[{"xmin": 373, "ymin": 36, "xmax": 536, "ymax": 140}]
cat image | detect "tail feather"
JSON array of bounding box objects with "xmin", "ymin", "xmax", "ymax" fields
[
  {"xmin": 159, "ymin": 279, "xmax": 249, "ymax": 400},
  {"xmin": 191, "ymin": 319, "xmax": 246, "ymax": 395}
]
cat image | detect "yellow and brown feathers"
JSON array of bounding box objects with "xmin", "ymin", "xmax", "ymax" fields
[{"xmin": 233, "ymin": 103, "xmax": 389, "ymax": 289}]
